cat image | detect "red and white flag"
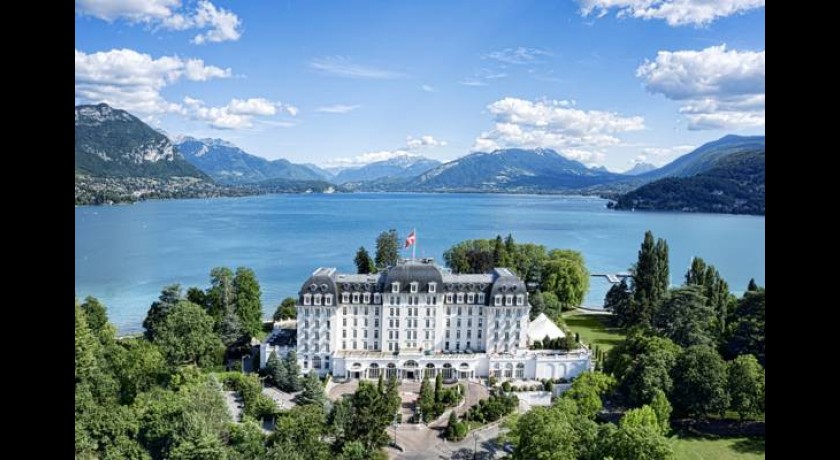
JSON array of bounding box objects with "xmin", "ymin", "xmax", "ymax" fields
[{"xmin": 405, "ymin": 229, "xmax": 416, "ymax": 248}]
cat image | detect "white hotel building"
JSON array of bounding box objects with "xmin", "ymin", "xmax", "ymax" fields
[{"xmin": 261, "ymin": 258, "xmax": 590, "ymax": 381}]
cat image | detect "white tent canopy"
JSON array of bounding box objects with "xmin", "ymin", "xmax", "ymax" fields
[{"xmin": 527, "ymin": 313, "xmax": 565, "ymax": 342}]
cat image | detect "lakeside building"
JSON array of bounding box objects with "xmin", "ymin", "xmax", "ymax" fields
[{"xmin": 260, "ymin": 258, "xmax": 590, "ymax": 381}]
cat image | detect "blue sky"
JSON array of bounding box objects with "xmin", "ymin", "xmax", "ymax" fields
[{"xmin": 75, "ymin": 0, "xmax": 765, "ymax": 171}]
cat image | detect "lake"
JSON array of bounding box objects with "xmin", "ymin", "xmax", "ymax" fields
[{"xmin": 75, "ymin": 193, "xmax": 765, "ymax": 334}]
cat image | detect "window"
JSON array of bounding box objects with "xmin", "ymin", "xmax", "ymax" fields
[
  {"xmin": 478, "ymin": 293, "xmax": 485, "ymax": 304},
  {"xmin": 456, "ymin": 342, "xmax": 461, "ymax": 350},
  {"xmin": 494, "ymin": 295, "xmax": 502, "ymax": 306},
  {"xmin": 447, "ymin": 306, "xmax": 451, "ymax": 315},
  {"xmin": 389, "ymin": 319, "xmax": 394, "ymax": 328},
  {"xmin": 325, "ymin": 294, "xmax": 333, "ymax": 306},
  {"xmin": 414, "ymin": 307, "xmax": 419, "ymax": 316},
  {"xmin": 353, "ymin": 330, "xmax": 357, "ymax": 338},
  {"xmin": 304, "ymin": 320, "xmax": 309, "ymax": 328},
  {"xmin": 456, "ymin": 293, "xmax": 464, "ymax": 304},
  {"xmin": 313, "ymin": 356, "xmax": 322, "ymax": 369},
  {"xmin": 374, "ymin": 330, "xmax": 379, "ymax": 338},
  {"xmin": 343, "ymin": 306, "xmax": 348, "ymax": 315},
  {"xmin": 456, "ymin": 330, "xmax": 461, "ymax": 339},
  {"xmin": 458, "ymin": 307, "xmax": 462, "ymax": 315},
  {"xmin": 392, "ymin": 282, "xmax": 400, "ymax": 293},
  {"xmin": 314, "ymin": 331, "xmax": 320, "ymax": 339},
  {"xmin": 303, "ymin": 294, "xmax": 311, "ymax": 306},
  {"xmin": 446, "ymin": 318, "xmax": 450, "ymax": 327},
  {"xmin": 516, "ymin": 294, "xmax": 524, "ymax": 306},
  {"xmin": 364, "ymin": 318, "xmax": 368, "ymax": 327},
  {"xmin": 457, "ymin": 319, "xmax": 461, "ymax": 327},
  {"xmin": 389, "ymin": 331, "xmax": 393, "ymax": 339},
  {"xmin": 363, "ymin": 293, "xmax": 370, "ymax": 304},
  {"xmin": 395, "ymin": 319, "xmax": 400, "ymax": 328},
  {"xmin": 353, "ymin": 341, "xmax": 357, "ymax": 349},
  {"xmin": 374, "ymin": 341, "xmax": 379, "ymax": 349},
  {"xmin": 342, "ymin": 341, "xmax": 346, "ymax": 349},
  {"xmin": 375, "ymin": 318, "xmax": 379, "ymax": 327},
  {"xmin": 479, "ymin": 308, "xmax": 483, "ymax": 316},
  {"xmin": 396, "ymin": 307, "xmax": 400, "ymax": 315},
  {"xmin": 478, "ymin": 330, "xmax": 482, "ymax": 338},
  {"xmin": 426, "ymin": 318, "xmax": 430, "ymax": 328},
  {"xmin": 506, "ymin": 308, "xmax": 512, "ymax": 317},
  {"xmin": 395, "ymin": 331, "xmax": 399, "ymax": 339},
  {"xmin": 467, "ymin": 319, "xmax": 472, "ymax": 327},
  {"xmin": 478, "ymin": 318, "xmax": 483, "ymax": 327},
  {"xmin": 342, "ymin": 330, "xmax": 346, "ymax": 338},
  {"xmin": 342, "ymin": 293, "xmax": 349, "ymax": 303},
  {"xmin": 515, "ymin": 363, "xmax": 524, "ymax": 378},
  {"xmin": 466, "ymin": 341, "xmax": 471, "ymax": 350},
  {"xmin": 467, "ymin": 330, "xmax": 471, "ymax": 338},
  {"xmin": 374, "ymin": 293, "xmax": 381, "ymax": 304},
  {"xmin": 408, "ymin": 296, "xmax": 413, "ymax": 306},
  {"xmin": 505, "ymin": 294, "xmax": 513, "ymax": 306},
  {"xmin": 467, "ymin": 293, "xmax": 475, "ymax": 304},
  {"xmin": 314, "ymin": 294, "xmax": 321, "ymax": 306},
  {"xmin": 446, "ymin": 330, "xmax": 450, "ymax": 338},
  {"xmin": 353, "ymin": 318, "xmax": 357, "ymax": 327},
  {"xmin": 389, "ymin": 343, "xmax": 394, "ymax": 351},
  {"xmin": 410, "ymin": 282, "xmax": 418, "ymax": 293},
  {"xmin": 342, "ymin": 318, "xmax": 347, "ymax": 327},
  {"xmin": 353, "ymin": 306, "xmax": 359, "ymax": 315},
  {"xmin": 327, "ymin": 320, "xmax": 331, "ymax": 328},
  {"xmin": 494, "ymin": 320, "xmax": 499, "ymax": 329},
  {"xmin": 446, "ymin": 293, "xmax": 453, "ymax": 304},
  {"xmin": 426, "ymin": 307, "xmax": 431, "ymax": 316},
  {"xmin": 445, "ymin": 341, "xmax": 450, "ymax": 350},
  {"xmin": 303, "ymin": 357, "xmax": 309, "ymax": 368},
  {"xmin": 428, "ymin": 282, "xmax": 436, "ymax": 293},
  {"xmin": 425, "ymin": 330, "xmax": 430, "ymax": 339}
]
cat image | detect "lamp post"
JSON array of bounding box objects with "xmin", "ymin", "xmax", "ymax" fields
[{"xmin": 473, "ymin": 431, "xmax": 479, "ymax": 460}]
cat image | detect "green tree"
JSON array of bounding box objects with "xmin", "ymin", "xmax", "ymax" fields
[
  {"xmin": 75, "ymin": 302, "xmax": 101, "ymax": 385},
  {"xmin": 354, "ymin": 246, "xmax": 376, "ymax": 274},
  {"xmin": 344, "ymin": 381, "xmax": 391, "ymax": 450},
  {"xmin": 649, "ymin": 389, "xmax": 672, "ymax": 436},
  {"xmin": 493, "ymin": 235, "xmax": 510, "ymax": 267},
  {"xmin": 598, "ymin": 423, "xmax": 675, "ymax": 460},
  {"xmin": 81, "ymin": 296, "xmax": 109, "ymax": 335},
  {"xmin": 621, "ymin": 405, "xmax": 660, "ymax": 430},
  {"xmin": 418, "ymin": 377, "xmax": 435, "ymax": 422},
  {"xmin": 279, "ymin": 351, "xmax": 302, "ymax": 392},
  {"xmin": 606, "ymin": 334, "xmax": 681, "ymax": 407},
  {"xmin": 671, "ymin": 345, "xmax": 729, "ymax": 418},
  {"xmin": 273, "ymin": 297, "xmax": 297, "ymax": 321},
  {"xmin": 265, "ymin": 352, "xmax": 281, "ymax": 386},
  {"xmin": 604, "ymin": 279, "xmax": 634, "ymax": 327},
  {"xmin": 153, "ymin": 300, "xmax": 223, "ymax": 367},
  {"xmin": 233, "ymin": 267, "xmax": 263, "ymax": 338},
  {"xmin": 562, "ymin": 372, "xmax": 615, "ymax": 419},
  {"xmin": 143, "ymin": 284, "xmax": 184, "ymax": 341},
  {"xmin": 653, "ymin": 286, "xmax": 716, "ymax": 348},
  {"xmin": 374, "ymin": 229, "xmax": 399, "ymax": 269},
  {"xmin": 747, "ymin": 278, "xmax": 759, "ymax": 291},
  {"xmin": 228, "ymin": 420, "xmax": 267, "ymax": 460},
  {"xmin": 727, "ymin": 354, "xmax": 765, "ymax": 420},
  {"xmin": 217, "ymin": 312, "xmax": 245, "ymax": 347},
  {"xmin": 434, "ymin": 373, "xmax": 443, "ymax": 402},
  {"xmin": 529, "ymin": 291, "xmax": 546, "ymax": 320},
  {"xmin": 725, "ymin": 289, "xmax": 765, "ymax": 365},
  {"xmin": 539, "ymin": 291, "xmax": 563, "ymax": 323},
  {"xmin": 684, "ymin": 258, "xmax": 731, "ymax": 338},
  {"xmin": 541, "ymin": 249, "xmax": 589, "ymax": 310},
  {"xmin": 295, "ymin": 370, "xmax": 327, "ymax": 408},
  {"xmin": 328, "ymin": 397, "xmax": 352, "ymax": 441},
  {"xmin": 112, "ymin": 338, "xmax": 167, "ymax": 404},
  {"xmin": 186, "ymin": 287, "xmax": 208, "ymax": 309},
  {"xmin": 444, "ymin": 411, "xmax": 468, "ymax": 441},
  {"xmin": 207, "ymin": 267, "xmax": 236, "ymax": 324},
  {"xmin": 270, "ymin": 405, "xmax": 329, "ymax": 460},
  {"xmin": 631, "ymin": 231, "xmax": 670, "ymax": 327}
]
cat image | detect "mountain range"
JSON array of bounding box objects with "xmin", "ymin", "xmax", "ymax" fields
[
  {"xmin": 332, "ymin": 155, "xmax": 442, "ymax": 184},
  {"xmin": 75, "ymin": 104, "xmax": 206, "ymax": 179},
  {"xmin": 175, "ymin": 137, "xmax": 326, "ymax": 184},
  {"xmin": 623, "ymin": 162, "xmax": 657, "ymax": 176}
]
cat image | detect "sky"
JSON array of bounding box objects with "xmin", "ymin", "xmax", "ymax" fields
[{"xmin": 75, "ymin": 0, "xmax": 765, "ymax": 172}]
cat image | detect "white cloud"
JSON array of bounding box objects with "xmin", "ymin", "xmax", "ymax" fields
[
  {"xmin": 637, "ymin": 44, "xmax": 764, "ymax": 130},
  {"xmin": 483, "ymin": 47, "xmax": 552, "ymax": 65},
  {"xmin": 577, "ymin": 0, "xmax": 765, "ymax": 26},
  {"xmin": 421, "ymin": 85, "xmax": 436, "ymax": 93},
  {"xmin": 326, "ymin": 150, "xmax": 419, "ymax": 167},
  {"xmin": 637, "ymin": 145, "xmax": 696, "ymax": 164},
  {"xmin": 75, "ymin": 48, "xmax": 230, "ymax": 114},
  {"xmin": 471, "ymin": 97, "xmax": 645, "ymax": 163},
  {"xmin": 327, "ymin": 135, "xmax": 447, "ymax": 167},
  {"xmin": 459, "ymin": 79, "xmax": 488, "ymax": 87},
  {"xmin": 310, "ymin": 56, "xmax": 404, "ymax": 79},
  {"xmin": 76, "ymin": 0, "xmax": 242, "ymax": 44},
  {"xmin": 406, "ymin": 135, "xmax": 447, "ymax": 150},
  {"xmin": 75, "ymin": 0, "xmax": 178, "ymax": 21},
  {"xmin": 315, "ymin": 104, "xmax": 361, "ymax": 114},
  {"xmin": 187, "ymin": 97, "xmax": 297, "ymax": 130}
]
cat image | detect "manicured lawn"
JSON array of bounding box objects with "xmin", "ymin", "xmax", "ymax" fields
[
  {"xmin": 671, "ymin": 434, "xmax": 765, "ymax": 460},
  {"xmin": 562, "ymin": 312, "xmax": 625, "ymax": 352}
]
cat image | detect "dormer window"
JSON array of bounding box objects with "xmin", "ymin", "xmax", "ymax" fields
[
  {"xmin": 313, "ymin": 294, "xmax": 322, "ymax": 306},
  {"xmin": 467, "ymin": 293, "xmax": 475, "ymax": 304},
  {"xmin": 494, "ymin": 295, "xmax": 502, "ymax": 306},
  {"xmin": 410, "ymin": 282, "xmax": 418, "ymax": 293},
  {"xmin": 478, "ymin": 293, "xmax": 485, "ymax": 304},
  {"xmin": 325, "ymin": 294, "xmax": 333, "ymax": 306},
  {"xmin": 303, "ymin": 294, "xmax": 312, "ymax": 306},
  {"xmin": 428, "ymin": 282, "xmax": 437, "ymax": 293},
  {"xmin": 456, "ymin": 292, "xmax": 464, "ymax": 304},
  {"xmin": 342, "ymin": 292, "xmax": 350, "ymax": 304},
  {"xmin": 445, "ymin": 293, "xmax": 453, "ymax": 304},
  {"xmin": 392, "ymin": 282, "xmax": 400, "ymax": 293},
  {"xmin": 374, "ymin": 293, "xmax": 381, "ymax": 304},
  {"xmin": 363, "ymin": 292, "xmax": 370, "ymax": 304},
  {"xmin": 505, "ymin": 294, "xmax": 513, "ymax": 306},
  {"xmin": 516, "ymin": 294, "xmax": 524, "ymax": 306},
  {"xmin": 352, "ymin": 292, "xmax": 360, "ymax": 303}
]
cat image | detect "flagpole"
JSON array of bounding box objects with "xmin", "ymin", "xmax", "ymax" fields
[{"xmin": 412, "ymin": 227, "xmax": 416, "ymax": 260}]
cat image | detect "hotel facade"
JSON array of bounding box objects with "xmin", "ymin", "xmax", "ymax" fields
[{"xmin": 260, "ymin": 259, "xmax": 590, "ymax": 381}]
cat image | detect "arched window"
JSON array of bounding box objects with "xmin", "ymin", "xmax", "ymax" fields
[
  {"xmin": 404, "ymin": 360, "xmax": 419, "ymax": 369},
  {"xmin": 515, "ymin": 362, "xmax": 525, "ymax": 379},
  {"xmin": 369, "ymin": 363, "xmax": 380, "ymax": 378},
  {"xmin": 442, "ymin": 363, "xmax": 453, "ymax": 379},
  {"xmin": 387, "ymin": 362, "xmax": 397, "ymax": 379},
  {"xmin": 424, "ymin": 363, "xmax": 435, "ymax": 378},
  {"xmin": 313, "ymin": 356, "xmax": 322, "ymax": 369},
  {"xmin": 504, "ymin": 363, "xmax": 513, "ymax": 378}
]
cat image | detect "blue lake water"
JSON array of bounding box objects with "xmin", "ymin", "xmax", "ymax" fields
[{"xmin": 75, "ymin": 193, "xmax": 765, "ymax": 334}]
